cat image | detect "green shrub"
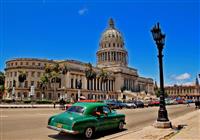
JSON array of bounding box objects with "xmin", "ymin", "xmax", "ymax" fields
[
  {"xmin": 23, "ymin": 100, "xmax": 32, "ymax": 104},
  {"xmin": 2, "ymin": 99, "xmax": 13, "ymax": 103}
]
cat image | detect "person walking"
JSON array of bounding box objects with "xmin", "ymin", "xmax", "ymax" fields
[{"xmin": 186, "ymin": 99, "xmax": 190, "ymax": 107}]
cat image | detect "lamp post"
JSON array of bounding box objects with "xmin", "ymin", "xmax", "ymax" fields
[{"xmin": 151, "ymin": 22, "xmax": 171, "ymax": 128}]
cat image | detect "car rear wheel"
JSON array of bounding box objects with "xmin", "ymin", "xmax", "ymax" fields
[
  {"xmin": 84, "ymin": 127, "xmax": 94, "ymax": 139},
  {"xmin": 118, "ymin": 121, "xmax": 124, "ymax": 130}
]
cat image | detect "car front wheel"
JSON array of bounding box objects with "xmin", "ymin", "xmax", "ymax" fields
[{"xmin": 84, "ymin": 127, "xmax": 94, "ymax": 139}]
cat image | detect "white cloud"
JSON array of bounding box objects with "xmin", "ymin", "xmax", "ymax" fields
[
  {"xmin": 175, "ymin": 73, "xmax": 191, "ymax": 80},
  {"xmin": 78, "ymin": 8, "xmax": 88, "ymax": 15}
]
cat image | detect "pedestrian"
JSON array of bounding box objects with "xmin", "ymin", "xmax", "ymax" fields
[
  {"xmin": 53, "ymin": 101, "xmax": 56, "ymax": 109},
  {"xmin": 186, "ymin": 100, "xmax": 190, "ymax": 107},
  {"xmin": 195, "ymin": 99, "xmax": 198, "ymax": 109}
]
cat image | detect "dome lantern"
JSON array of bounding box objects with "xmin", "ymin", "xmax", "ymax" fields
[{"xmin": 109, "ymin": 18, "xmax": 115, "ymax": 29}]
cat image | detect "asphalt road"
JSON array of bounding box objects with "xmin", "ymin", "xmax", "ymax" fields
[{"xmin": 0, "ymin": 104, "xmax": 196, "ymax": 140}]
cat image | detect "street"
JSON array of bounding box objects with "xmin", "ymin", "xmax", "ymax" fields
[{"xmin": 0, "ymin": 104, "xmax": 196, "ymax": 140}]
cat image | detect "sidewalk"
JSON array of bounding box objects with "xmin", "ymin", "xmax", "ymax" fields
[{"xmin": 110, "ymin": 109, "xmax": 200, "ymax": 140}]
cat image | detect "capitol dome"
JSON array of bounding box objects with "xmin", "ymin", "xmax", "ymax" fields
[{"xmin": 97, "ymin": 18, "xmax": 128, "ymax": 68}]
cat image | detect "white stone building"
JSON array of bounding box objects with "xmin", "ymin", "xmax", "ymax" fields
[{"xmin": 4, "ymin": 18, "xmax": 154, "ymax": 101}]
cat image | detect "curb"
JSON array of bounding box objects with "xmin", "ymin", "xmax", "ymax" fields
[{"xmin": 0, "ymin": 105, "xmax": 63, "ymax": 108}]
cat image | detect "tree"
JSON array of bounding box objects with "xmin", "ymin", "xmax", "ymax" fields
[
  {"xmin": 18, "ymin": 71, "xmax": 27, "ymax": 87},
  {"xmin": 39, "ymin": 74, "xmax": 49, "ymax": 100},
  {"xmin": 155, "ymin": 88, "xmax": 168, "ymax": 98},
  {"xmin": 85, "ymin": 63, "xmax": 96, "ymax": 99},
  {"xmin": 121, "ymin": 85, "xmax": 126, "ymax": 93},
  {"xmin": 99, "ymin": 69, "xmax": 110, "ymax": 100},
  {"xmin": 43, "ymin": 63, "xmax": 63, "ymax": 100},
  {"xmin": 59, "ymin": 64, "xmax": 69, "ymax": 75},
  {"xmin": 0, "ymin": 71, "xmax": 5, "ymax": 85}
]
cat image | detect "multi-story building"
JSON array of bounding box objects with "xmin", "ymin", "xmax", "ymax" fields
[
  {"xmin": 165, "ymin": 77, "xmax": 200, "ymax": 99},
  {"xmin": 3, "ymin": 18, "xmax": 154, "ymax": 101}
]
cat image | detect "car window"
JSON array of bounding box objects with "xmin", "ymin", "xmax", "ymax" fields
[
  {"xmin": 67, "ymin": 106, "xmax": 84, "ymax": 114},
  {"xmin": 103, "ymin": 106, "xmax": 111, "ymax": 114}
]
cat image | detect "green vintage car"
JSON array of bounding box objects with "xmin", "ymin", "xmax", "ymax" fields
[{"xmin": 47, "ymin": 102, "xmax": 126, "ymax": 138}]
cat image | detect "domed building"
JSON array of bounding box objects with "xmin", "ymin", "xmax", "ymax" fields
[
  {"xmin": 3, "ymin": 18, "xmax": 154, "ymax": 101},
  {"xmin": 97, "ymin": 18, "xmax": 128, "ymax": 68}
]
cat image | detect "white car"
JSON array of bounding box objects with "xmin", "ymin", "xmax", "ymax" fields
[{"xmin": 125, "ymin": 102, "xmax": 137, "ymax": 109}]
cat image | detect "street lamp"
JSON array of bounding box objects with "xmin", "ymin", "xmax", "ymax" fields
[{"xmin": 151, "ymin": 22, "xmax": 171, "ymax": 128}]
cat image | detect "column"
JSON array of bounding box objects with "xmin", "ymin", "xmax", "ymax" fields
[
  {"xmin": 94, "ymin": 79, "xmax": 96, "ymax": 91},
  {"xmin": 109, "ymin": 80, "xmax": 110, "ymax": 91}
]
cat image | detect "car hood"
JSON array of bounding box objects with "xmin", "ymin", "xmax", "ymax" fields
[{"xmin": 53, "ymin": 111, "xmax": 84, "ymax": 125}]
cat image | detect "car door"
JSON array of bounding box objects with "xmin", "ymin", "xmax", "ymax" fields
[
  {"xmin": 93, "ymin": 106, "xmax": 107, "ymax": 131},
  {"xmin": 102, "ymin": 106, "xmax": 117, "ymax": 129}
]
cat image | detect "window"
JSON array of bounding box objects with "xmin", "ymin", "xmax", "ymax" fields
[
  {"xmin": 37, "ymin": 81, "xmax": 40, "ymax": 88},
  {"xmin": 31, "ymin": 71, "xmax": 35, "ymax": 77},
  {"xmin": 9, "ymin": 81, "xmax": 12, "ymax": 87},
  {"xmin": 20, "ymin": 62, "xmax": 23, "ymax": 65},
  {"xmin": 67, "ymin": 106, "xmax": 84, "ymax": 114},
  {"xmin": 71, "ymin": 79, "xmax": 74, "ymax": 89},
  {"xmin": 18, "ymin": 92, "xmax": 21, "ymax": 98},
  {"xmin": 11, "ymin": 63, "xmax": 13, "ymax": 66},
  {"xmin": 75, "ymin": 79, "xmax": 78, "ymax": 89},
  {"xmin": 103, "ymin": 106, "xmax": 111, "ymax": 114},
  {"xmin": 10, "ymin": 72, "xmax": 12, "ymax": 77},
  {"xmin": 31, "ymin": 81, "xmax": 34, "ymax": 86},
  {"xmin": 38, "ymin": 63, "xmax": 41, "ymax": 66},
  {"xmin": 37, "ymin": 72, "xmax": 41, "ymax": 77},
  {"xmin": 14, "ymin": 72, "xmax": 17, "ymax": 77},
  {"xmin": 15, "ymin": 62, "xmax": 17, "ymax": 66},
  {"xmin": 32, "ymin": 62, "xmax": 35, "ymax": 65},
  {"xmin": 26, "ymin": 62, "xmax": 29, "ymax": 65},
  {"xmin": 24, "ymin": 81, "xmax": 28, "ymax": 88}
]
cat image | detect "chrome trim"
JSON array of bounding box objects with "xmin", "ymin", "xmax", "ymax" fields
[{"xmin": 47, "ymin": 125, "xmax": 79, "ymax": 134}]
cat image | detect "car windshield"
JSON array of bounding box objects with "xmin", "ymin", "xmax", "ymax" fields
[{"xmin": 67, "ymin": 106, "xmax": 85, "ymax": 114}]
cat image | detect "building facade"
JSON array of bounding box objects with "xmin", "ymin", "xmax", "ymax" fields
[
  {"xmin": 3, "ymin": 19, "xmax": 154, "ymax": 101},
  {"xmin": 165, "ymin": 78, "xmax": 200, "ymax": 99}
]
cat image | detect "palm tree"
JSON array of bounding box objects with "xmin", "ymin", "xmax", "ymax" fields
[
  {"xmin": 43, "ymin": 63, "xmax": 62, "ymax": 100},
  {"xmin": 99, "ymin": 69, "xmax": 109, "ymax": 99},
  {"xmin": 39, "ymin": 74, "xmax": 49, "ymax": 100},
  {"xmin": 85, "ymin": 63, "xmax": 96, "ymax": 99},
  {"xmin": 0, "ymin": 71, "xmax": 5, "ymax": 99},
  {"xmin": 59, "ymin": 64, "xmax": 69, "ymax": 75}
]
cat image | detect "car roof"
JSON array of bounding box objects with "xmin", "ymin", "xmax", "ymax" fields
[{"xmin": 72, "ymin": 102, "xmax": 107, "ymax": 115}]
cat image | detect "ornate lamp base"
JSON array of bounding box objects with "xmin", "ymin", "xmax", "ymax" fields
[{"xmin": 154, "ymin": 121, "xmax": 172, "ymax": 128}]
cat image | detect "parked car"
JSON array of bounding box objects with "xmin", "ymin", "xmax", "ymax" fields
[
  {"xmin": 149, "ymin": 100, "xmax": 160, "ymax": 106},
  {"xmin": 115, "ymin": 100, "xmax": 126, "ymax": 109},
  {"xmin": 47, "ymin": 102, "xmax": 126, "ymax": 139},
  {"xmin": 133, "ymin": 100, "xmax": 144, "ymax": 108},
  {"xmin": 142, "ymin": 100, "xmax": 150, "ymax": 107},
  {"xmin": 124, "ymin": 101, "xmax": 137, "ymax": 109},
  {"xmin": 165, "ymin": 99, "xmax": 174, "ymax": 105},
  {"xmin": 176, "ymin": 99, "xmax": 184, "ymax": 104},
  {"xmin": 102, "ymin": 100, "xmax": 117, "ymax": 109}
]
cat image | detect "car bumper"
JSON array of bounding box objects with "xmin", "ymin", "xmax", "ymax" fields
[{"xmin": 47, "ymin": 125, "xmax": 79, "ymax": 134}]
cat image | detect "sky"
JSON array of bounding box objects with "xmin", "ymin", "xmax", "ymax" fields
[{"xmin": 0, "ymin": 0, "xmax": 199, "ymax": 85}]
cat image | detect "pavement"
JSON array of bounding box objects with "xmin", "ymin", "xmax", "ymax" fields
[
  {"xmin": 106, "ymin": 109, "xmax": 200, "ymax": 140},
  {"xmin": 0, "ymin": 104, "xmax": 69, "ymax": 108}
]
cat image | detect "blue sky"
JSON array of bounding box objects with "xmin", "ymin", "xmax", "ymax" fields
[{"xmin": 0, "ymin": 0, "xmax": 199, "ymax": 85}]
